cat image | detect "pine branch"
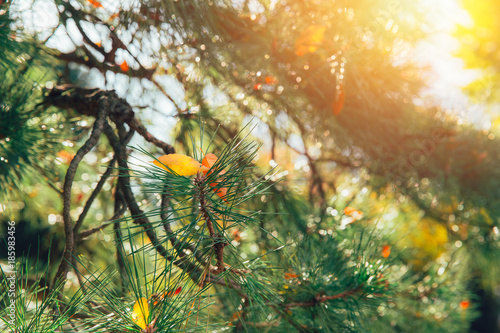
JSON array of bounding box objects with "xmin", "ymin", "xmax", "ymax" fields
[
  {"xmin": 103, "ymin": 121, "xmax": 238, "ymax": 289},
  {"xmin": 113, "ymin": 186, "xmax": 128, "ymax": 294},
  {"xmin": 57, "ymin": 2, "xmax": 156, "ymax": 79},
  {"xmin": 160, "ymin": 184, "xmax": 205, "ymax": 263},
  {"xmin": 194, "ymin": 173, "xmax": 227, "ymax": 274},
  {"xmin": 284, "ymin": 287, "xmax": 360, "ymax": 310}
]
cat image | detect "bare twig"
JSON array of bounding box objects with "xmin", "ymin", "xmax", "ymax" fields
[
  {"xmin": 127, "ymin": 117, "xmax": 175, "ymax": 154},
  {"xmin": 73, "ymin": 157, "xmax": 116, "ymax": 235},
  {"xmin": 52, "ymin": 96, "xmax": 108, "ymax": 291},
  {"xmin": 76, "ymin": 205, "xmax": 127, "ymax": 241}
]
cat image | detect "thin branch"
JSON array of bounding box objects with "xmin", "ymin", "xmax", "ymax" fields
[
  {"xmin": 284, "ymin": 287, "xmax": 359, "ymax": 310},
  {"xmin": 73, "ymin": 156, "xmax": 116, "ymax": 235},
  {"xmin": 51, "ymin": 97, "xmax": 108, "ymax": 291},
  {"xmin": 76, "ymin": 205, "xmax": 127, "ymax": 241},
  {"xmin": 151, "ymin": 78, "xmax": 185, "ymax": 114},
  {"xmin": 127, "ymin": 116, "xmax": 175, "ymax": 154},
  {"xmin": 57, "ymin": 2, "xmax": 156, "ymax": 79}
]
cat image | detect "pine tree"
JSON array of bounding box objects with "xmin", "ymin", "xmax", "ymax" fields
[{"xmin": 1, "ymin": 0, "xmax": 498, "ymax": 332}]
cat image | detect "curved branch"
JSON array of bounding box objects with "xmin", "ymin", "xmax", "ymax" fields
[{"xmin": 52, "ymin": 97, "xmax": 108, "ymax": 290}]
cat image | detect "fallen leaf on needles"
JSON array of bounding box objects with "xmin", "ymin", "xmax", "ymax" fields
[
  {"xmin": 132, "ymin": 297, "xmax": 149, "ymax": 330},
  {"xmin": 152, "ymin": 154, "xmax": 208, "ymax": 176}
]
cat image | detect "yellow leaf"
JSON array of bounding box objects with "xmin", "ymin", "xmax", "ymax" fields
[
  {"xmin": 132, "ymin": 297, "xmax": 149, "ymax": 330},
  {"xmin": 152, "ymin": 154, "xmax": 208, "ymax": 176}
]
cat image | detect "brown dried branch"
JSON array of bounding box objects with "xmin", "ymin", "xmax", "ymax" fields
[
  {"xmin": 46, "ymin": 85, "xmax": 174, "ymax": 154},
  {"xmin": 51, "ymin": 96, "xmax": 108, "ymax": 291},
  {"xmin": 103, "ymin": 121, "xmax": 170, "ymax": 255},
  {"xmin": 57, "ymin": 2, "xmax": 156, "ymax": 80}
]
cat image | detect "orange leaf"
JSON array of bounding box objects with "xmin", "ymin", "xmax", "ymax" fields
[
  {"xmin": 344, "ymin": 206, "xmax": 356, "ymax": 215},
  {"xmin": 344, "ymin": 206, "xmax": 363, "ymax": 220},
  {"xmin": 168, "ymin": 286, "xmax": 182, "ymax": 297},
  {"xmin": 202, "ymin": 153, "xmax": 218, "ymax": 173},
  {"xmin": 460, "ymin": 300, "xmax": 470, "ymax": 309},
  {"xmin": 212, "ymin": 183, "xmax": 228, "ymax": 201},
  {"xmin": 202, "ymin": 154, "xmax": 228, "ymax": 202},
  {"xmin": 253, "ymin": 83, "xmax": 262, "ymax": 90},
  {"xmin": 131, "ymin": 297, "xmax": 149, "ymax": 330},
  {"xmin": 381, "ymin": 245, "xmax": 391, "ymax": 258},
  {"xmin": 332, "ymin": 87, "xmax": 345, "ymax": 116},
  {"xmin": 57, "ymin": 150, "xmax": 74, "ymax": 165},
  {"xmin": 120, "ymin": 60, "xmax": 129, "ymax": 72},
  {"xmin": 284, "ymin": 272, "xmax": 299, "ymax": 280},
  {"xmin": 87, "ymin": 0, "xmax": 103, "ymax": 8},
  {"xmin": 95, "ymin": 41, "xmax": 102, "ymax": 48},
  {"xmin": 152, "ymin": 287, "xmax": 182, "ymax": 305},
  {"xmin": 232, "ymin": 228, "xmax": 241, "ymax": 241},
  {"xmin": 152, "ymin": 154, "xmax": 208, "ymax": 176}
]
